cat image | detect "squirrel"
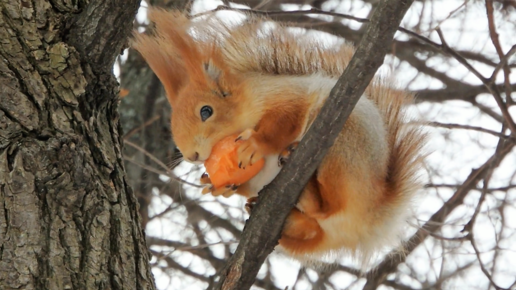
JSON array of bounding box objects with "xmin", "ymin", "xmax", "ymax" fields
[{"xmin": 132, "ymin": 8, "xmax": 427, "ymax": 266}]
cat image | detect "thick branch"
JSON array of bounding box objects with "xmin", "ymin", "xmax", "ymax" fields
[{"xmin": 213, "ymin": 0, "xmax": 415, "ymax": 289}]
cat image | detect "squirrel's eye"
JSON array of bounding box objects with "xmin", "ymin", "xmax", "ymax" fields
[{"xmin": 200, "ymin": 106, "xmax": 213, "ymax": 122}]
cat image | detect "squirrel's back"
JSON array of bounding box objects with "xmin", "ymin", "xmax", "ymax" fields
[{"xmin": 210, "ymin": 14, "xmax": 426, "ymax": 205}]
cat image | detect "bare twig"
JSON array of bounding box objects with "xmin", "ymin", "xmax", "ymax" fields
[
  {"xmin": 426, "ymin": 121, "xmax": 512, "ymax": 139},
  {"xmin": 490, "ymin": 45, "xmax": 516, "ymax": 83},
  {"xmin": 469, "ymin": 234, "xmax": 508, "ymax": 290},
  {"xmin": 124, "ymin": 115, "xmax": 161, "ymax": 139},
  {"xmin": 124, "ymin": 140, "xmax": 204, "ymax": 188},
  {"xmin": 435, "ymin": 27, "xmax": 516, "ymax": 136},
  {"xmin": 460, "ymin": 128, "xmax": 510, "ymax": 290},
  {"xmin": 485, "ymin": 0, "xmax": 514, "ymax": 103}
]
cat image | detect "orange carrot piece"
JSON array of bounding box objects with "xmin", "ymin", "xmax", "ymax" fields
[{"xmin": 204, "ymin": 134, "xmax": 265, "ymax": 189}]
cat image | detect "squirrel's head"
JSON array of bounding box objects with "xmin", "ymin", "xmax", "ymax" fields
[
  {"xmin": 132, "ymin": 9, "xmax": 255, "ymax": 164},
  {"xmin": 167, "ymin": 62, "xmax": 249, "ymax": 164}
]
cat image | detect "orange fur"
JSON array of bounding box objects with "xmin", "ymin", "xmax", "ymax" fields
[
  {"xmin": 253, "ymin": 99, "xmax": 309, "ymax": 154},
  {"xmin": 280, "ymin": 208, "xmax": 324, "ymax": 254},
  {"xmin": 132, "ymin": 8, "xmax": 427, "ymax": 267}
]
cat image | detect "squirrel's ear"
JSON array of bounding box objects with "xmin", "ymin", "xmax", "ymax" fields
[
  {"xmin": 132, "ymin": 8, "xmax": 199, "ymax": 107},
  {"xmin": 131, "ymin": 33, "xmax": 186, "ymax": 106}
]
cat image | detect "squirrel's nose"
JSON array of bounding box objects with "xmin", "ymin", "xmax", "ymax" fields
[{"xmin": 190, "ymin": 152, "xmax": 199, "ymax": 162}]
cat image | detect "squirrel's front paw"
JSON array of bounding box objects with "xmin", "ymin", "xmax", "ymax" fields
[
  {"xmin": 278, "ymin": 141, "xmax": 299, "ymax": 166},
  {"xmin": 236, "ymin": 129, "xmax": 266, "ymax": 169},
  {"xmin": 202, "ymin": 183, "xmax": 239, "ymax": 197},
  {"xmin": 200, "ymin": 172, "xmax": 239, "ymax": 197},
  {"xmin": 244, "ymin": 196, "xmax": 258, "ymax": 214}
]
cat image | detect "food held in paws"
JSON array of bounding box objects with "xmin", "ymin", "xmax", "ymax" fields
[{"xmin": 204, "ymin": 134, "xmax": 265, "ymax": 189}]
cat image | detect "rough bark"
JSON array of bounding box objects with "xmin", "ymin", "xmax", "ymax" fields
[
  {"xmin": 213, "ymin": 0, "xmax": 415, "ymax": 289},
  {"xmin": 0, "ymin": 0, "xmax": 155, "ymax": 289}
]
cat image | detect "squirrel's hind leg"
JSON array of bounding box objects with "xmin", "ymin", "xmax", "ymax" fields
[
  {"xmin": 278, "ymin": 175, "xmax": 332, "ymax": 254},
  {"xmin": 279, "ymin": 208, "xmax": 324, "ymax": 254}
]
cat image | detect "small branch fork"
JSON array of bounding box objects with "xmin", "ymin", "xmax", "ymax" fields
[{"xmin": 434, "ymin": 28, "xmax": 516, "ymax": 137}]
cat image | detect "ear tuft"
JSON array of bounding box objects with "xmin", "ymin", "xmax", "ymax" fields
[
  {"xmin": 204, "ymin": 60, "xmax": 222, "ymax": 83},
  {"xmin": 131, "ymin": 9, "xmax": 200, "ymax": 107}
]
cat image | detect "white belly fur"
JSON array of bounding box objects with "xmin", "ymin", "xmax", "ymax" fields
[{"xmin": 247, "ymin": 154, "xmax": 282, "ymax": 196}]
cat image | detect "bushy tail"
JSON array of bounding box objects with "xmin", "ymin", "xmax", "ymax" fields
[{"xmin": 367, "ymin": 80, "xmax": 427, "ymax": 219}]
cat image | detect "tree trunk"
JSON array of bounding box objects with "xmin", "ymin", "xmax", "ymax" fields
[{"xmin": 0, "ymin": 1, "xmax": 155, "ymax": 289}]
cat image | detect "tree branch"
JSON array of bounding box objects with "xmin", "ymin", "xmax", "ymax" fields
[{"xmin": 212, "ymin": 0, "xmax": 415, "ymax": 289}]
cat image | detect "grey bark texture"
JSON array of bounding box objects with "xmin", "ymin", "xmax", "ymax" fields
[{"xmin": 0, "ymin": 1, "xmax": 156, "ymax": 289}]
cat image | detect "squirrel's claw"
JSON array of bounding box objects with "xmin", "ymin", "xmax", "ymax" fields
[
  {"xmin": 235, "ymin": 129, "xmax": 254, "ymax": 141},
  {"xmin": 245, "ymin": 196, "xmax": 259, "ymax": 214},
  {"xmin": 236, "ymin": 129, "xmax": 265, "ymax": 169},
  {"xmin": 278, "ymin": 141, "xmax": 299, "ymax": 166},
  {"xmin": 201, "ymin": 185, "xmax": 213, "ymax": 195},
  {"xmin": 200, "ymin": 172, "xmax": 211, "ymax": 185},
  {"xmin": 222, "ymin": 184, "xmax": 239, "ymax": 197},
  {"xmin": 202, "ymin": 183, "xmax": 239, "ymax": 197}
]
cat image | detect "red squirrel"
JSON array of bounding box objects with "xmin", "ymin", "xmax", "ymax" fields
[{"xmin": 132, "ymin": 8, "xmax": 426, "ymax": 265}]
